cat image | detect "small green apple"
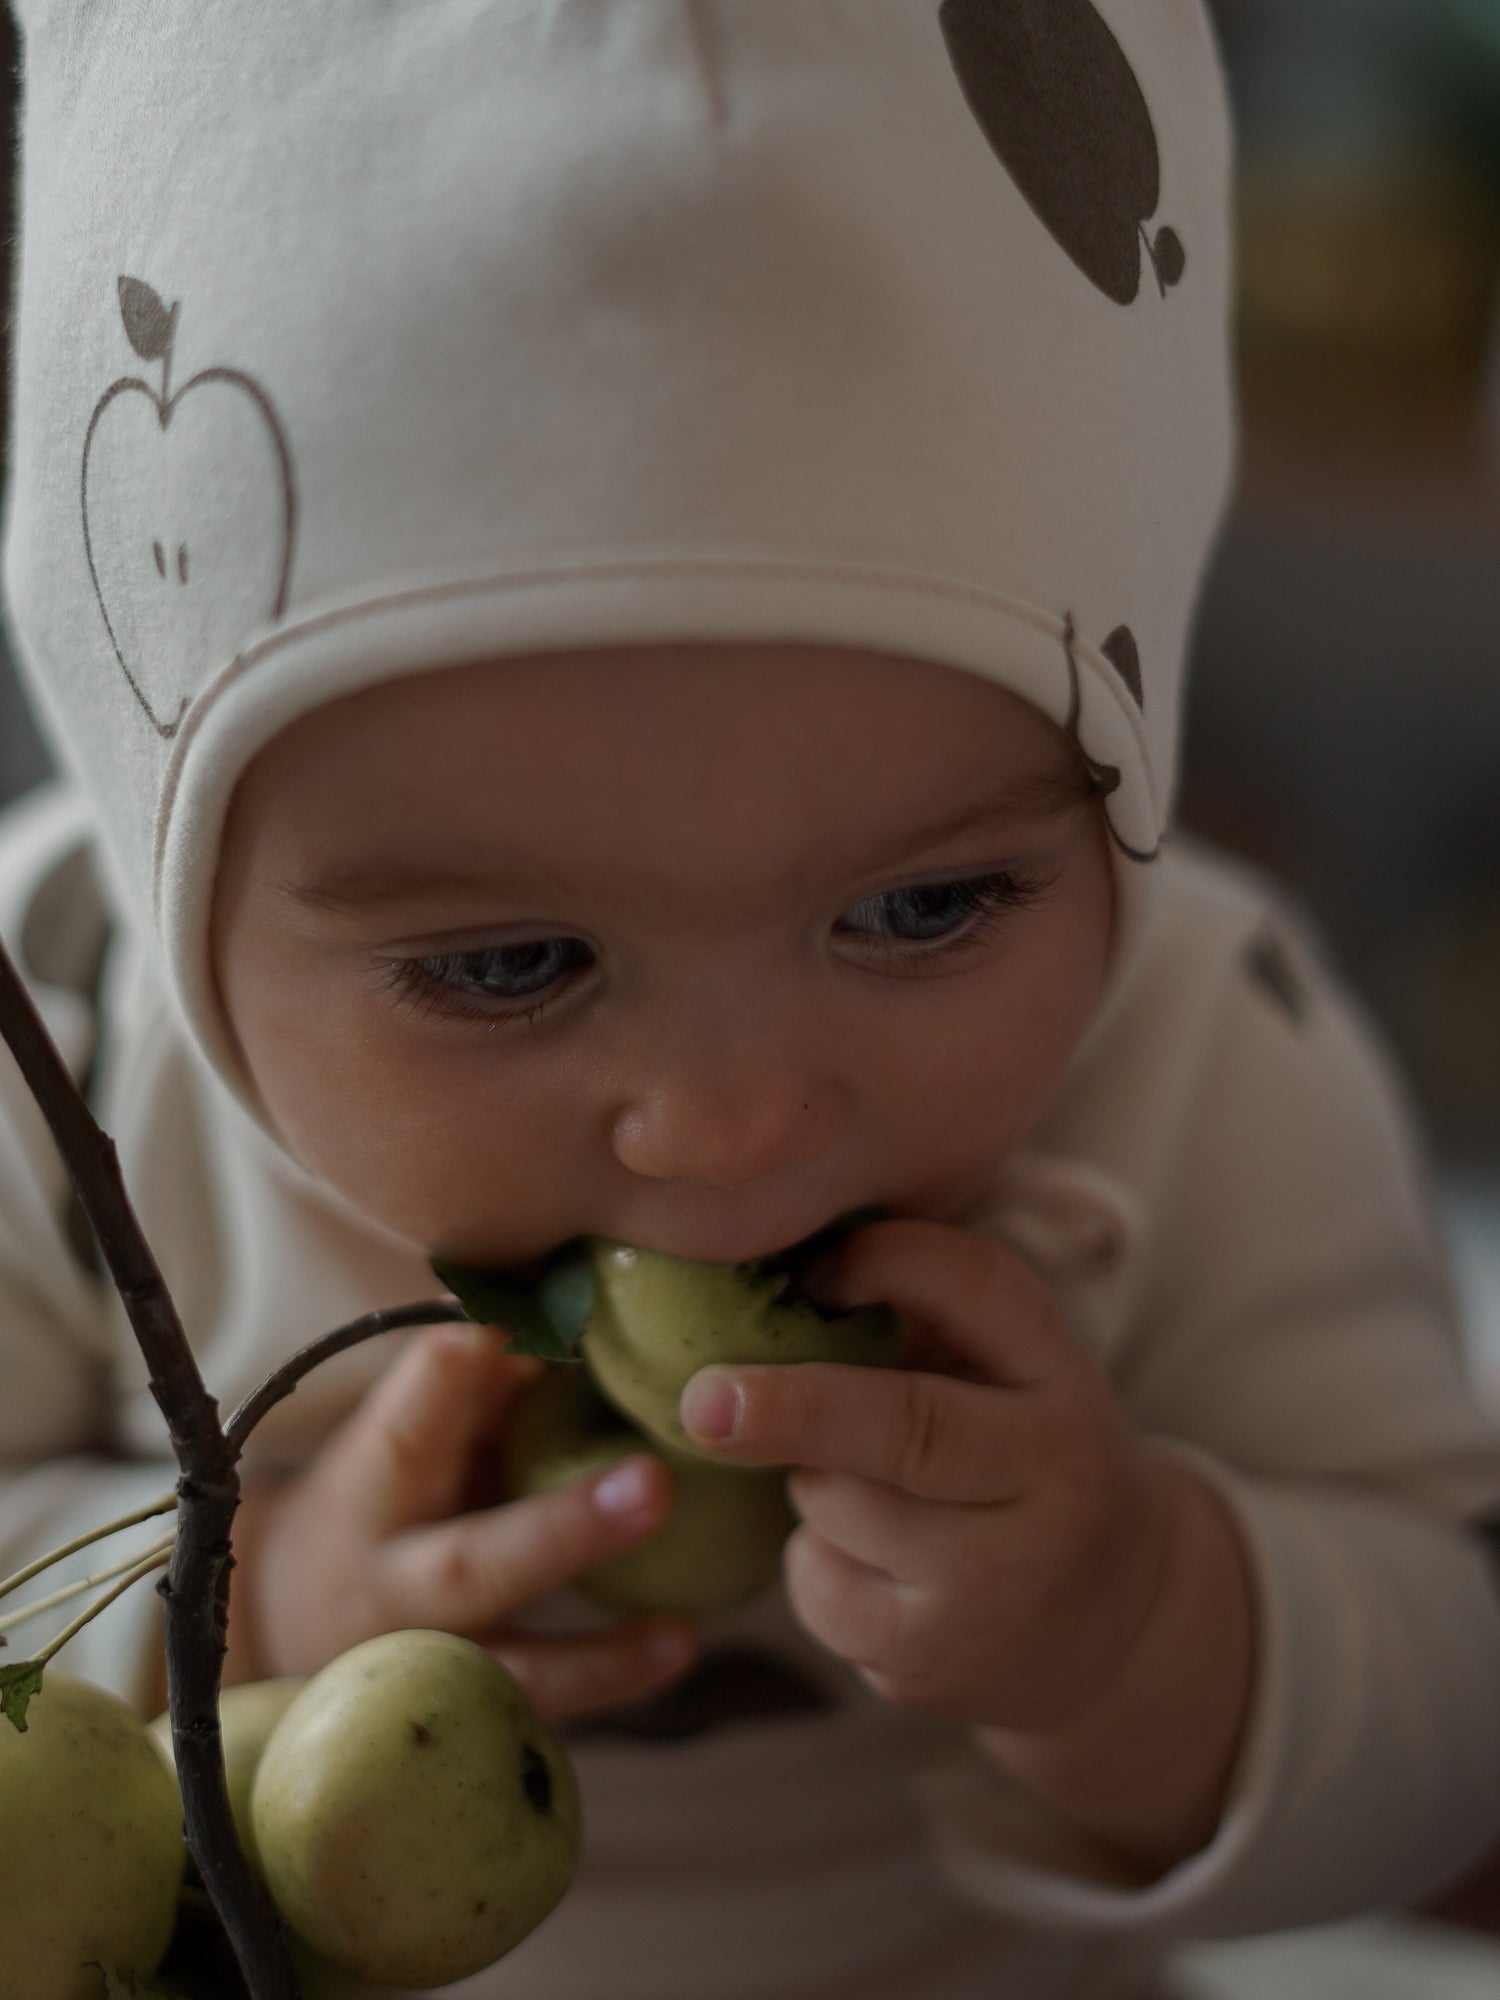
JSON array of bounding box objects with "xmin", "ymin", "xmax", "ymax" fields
[
  {"xmin": 502, "ymin": 1364, "xmax": 796, "ymax": 1615},
  {"xmin": 0, "ymin": 1671, "xmax": 185, "ymax": 1999},
  {"xmin": 580, "ymin": 1238, "xmax": 907, "ymax": 1465},
  {"xmin": 250, "ymin": 1629, "xmax": 581, "ymax": 1988},
  {"xmin": 148, "ymin": 1677, "xmax": 306, "ymax": 1887}
]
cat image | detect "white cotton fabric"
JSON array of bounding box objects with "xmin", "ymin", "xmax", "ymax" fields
[
  {"xmin": 1, "ymin": 0, "xmax": 1235, "ymax": 1126},
  {"xmin": 4, "ymin": 7, "xmax": 1500, "ymax": 1997},
  {"xmin": 3, "ymin": 783, "xmax": 1500, "ymax": 2000}
]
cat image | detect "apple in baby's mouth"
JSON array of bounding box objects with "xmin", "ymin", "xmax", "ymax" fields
[
  {"xmin": 499, "ymin": 1363, "xmax": 798, "ymax": 1616},
  {"xmin": 578, "ymin": 1238, "xmax": 908, "ymax": 1466},
  {"xmin": 432, "ymin": 1208, "xmax": 908, "ymax": 1469}
]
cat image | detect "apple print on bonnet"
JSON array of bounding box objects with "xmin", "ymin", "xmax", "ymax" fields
[{"xmin": 0, "ymin": 0, "xmax": 1237, "ymax": 1129}]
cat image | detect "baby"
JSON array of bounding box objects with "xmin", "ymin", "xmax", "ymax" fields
[{"xmin": 3, "ymin": 3, "xmax": 1500, "ymax": 1997}]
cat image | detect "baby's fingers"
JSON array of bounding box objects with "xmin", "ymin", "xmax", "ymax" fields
[
  {"xmin": 487, "ymin": 1619, "xmax": 702, "ymax": 1725},
  {"xmin": 344, "ymin": 1322, "xmax": 545, "ymax": 1536},
  {"xmin": 378, "ymin": 1452, "xmax": 681, "ymax": 1635}
]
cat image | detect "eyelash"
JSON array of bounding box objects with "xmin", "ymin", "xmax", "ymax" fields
[{"xmin": 378, "ymin": 869, "xmax": 1054, "ymax": 1030}]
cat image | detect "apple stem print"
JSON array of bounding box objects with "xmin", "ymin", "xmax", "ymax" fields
[
  {"xmin": 81, "ymin": 276, "xmax": 298, "ymax": 741},
  {"xmin": 937, "ymin": 0, "xmax": 1186, "ymax": 306}
]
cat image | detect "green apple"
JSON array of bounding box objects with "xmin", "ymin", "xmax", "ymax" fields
[
  {"xmin": 580, "ymin": 1238, "xmax": 907, "ymax": 1466},
  {"xmin": 0, "ymin": 1671, "xmax": 185, "ymax": 1998},
  {"xmin": 250, "ymin": 1629, "xmax": 581, "ymax": 1988},
  {"xmin": 502, "ymin": 1363, "xmax": 796, "ymax": 1615},
  {"xmin": 149, "ymin": 1677, "xmax": 306, "ymax": 1887}
]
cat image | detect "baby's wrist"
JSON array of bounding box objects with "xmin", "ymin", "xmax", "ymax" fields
[{"xmin": 977, "ymin": 1454, "xmax": 1255, "ymax": 1877}]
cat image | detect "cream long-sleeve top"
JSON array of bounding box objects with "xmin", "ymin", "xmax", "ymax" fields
[{"xmin": 5, "ymin": 774, "xmax": 1500, "ymax": 2000}]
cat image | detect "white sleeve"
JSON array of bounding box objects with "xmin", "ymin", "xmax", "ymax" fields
[
  {"xmin": 916, "ymin": 904, "xmax": 1500, "ymax": 1942},
  {"xmin": 0, "ymin": 835, "xmax": 175, "ymax": 1717}
]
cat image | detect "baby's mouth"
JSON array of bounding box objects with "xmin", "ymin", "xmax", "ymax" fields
[
  {"xmin": 482, "ymin": 1204, "xmax": 896, "ymax": 1290},
  {"xmin": 738, "ymin": 1203, "xmax": 894, "ymax": 1281}
]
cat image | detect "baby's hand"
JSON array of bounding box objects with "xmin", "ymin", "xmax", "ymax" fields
[
  {"xmin": 677, "ymin": 1218, "xmax": 1169, "ymax": 1737},
  {"xmin": 233, "ymin": 1323, "xmax": 702, "ymax": 1723}
]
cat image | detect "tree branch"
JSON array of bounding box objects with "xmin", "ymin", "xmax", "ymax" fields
[
  {"xmin": 0, "ymin": 1490, "xmax": 177, "ymax": 1604},
  {"xmin": 0, "ymin": 1530, "xmax": 177, "ymax": 1638},
  {"xmin": 0, "ymin": 932, "xmax": 302, "ymax": 1998},
  {"xmin": 34, "ymin": 1544, "xmax": 174, "ymax": 1665},
  {"xmin": 224, "ymin": 1300, "xmax": 461, "ymax": 1454}
]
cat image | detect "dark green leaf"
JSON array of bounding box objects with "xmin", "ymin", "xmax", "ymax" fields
[
  {"xmin": 430, "ymin": 1246, "xmax": 592, "ymax": 1363},
  {"xmin": 117, "ymin": 276, "xmax": 178, "ymax": 363},
  {"xmin": 0, "ymin": 1657, "xmax": 44, "ymax": 1732},
  {"xmin": 533, "ymin": 1239, "xmax": 596, "ymax": 1348}
]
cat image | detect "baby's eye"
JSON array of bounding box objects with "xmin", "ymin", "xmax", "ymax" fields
[
  {"xmin": 380, "ymin": 869, "xmax": 1049, "ymax": 1027},
  {"xmin": 382, "ymin": 928, "xmax": 592, "ymax": 1016},
  {"xmin": 836, "ymin": 873, "xmax": 1040, "ymax": 950}
]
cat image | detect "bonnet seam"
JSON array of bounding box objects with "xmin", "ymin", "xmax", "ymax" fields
[{"xmin": 151, "ymin": 555, "xmax": 1159, "ymax": 914}]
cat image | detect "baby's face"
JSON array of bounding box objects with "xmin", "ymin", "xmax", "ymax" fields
[{"xmin": 212, "ymin": 642, "xmax": 1113, "ymax": 1269}]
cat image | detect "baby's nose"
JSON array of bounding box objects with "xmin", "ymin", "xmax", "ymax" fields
[{"xmin": 610, "ymin": 1076, "xmax": 838, "ymax": 1191}]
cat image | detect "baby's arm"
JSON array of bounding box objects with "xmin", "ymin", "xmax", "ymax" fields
[
  {"xmin": 918, "ymin": 895, "xmax": 1500, "ymax": 1938},
  {"xmin": 666, "ymin": 872, "xmax": 1500, "ymax": 1933}
]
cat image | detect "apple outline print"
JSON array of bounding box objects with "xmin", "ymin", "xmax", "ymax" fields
[
  {"xmin": 937, "ymin": 0, "xmax": 1187, "ymax": 306},
  {"xmin": 81, "ymin": 275, "xmax": 298, "ymax": 741}
]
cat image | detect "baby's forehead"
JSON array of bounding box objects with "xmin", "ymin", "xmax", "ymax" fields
[
  {"xmin": 227, "ymin": 642, "xmax": 1095, "ymax": 906},
  {"xmin": 266, "ymin": 639, "xmax": 1071, "ymax": 775}
]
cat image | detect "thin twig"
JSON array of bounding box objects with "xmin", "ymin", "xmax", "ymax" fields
[
  {"xmin": 224, "ymin": 1301, "xmax": 463, "ymax": 1452},
  {"xmin": 0, "ymin": 1491, "xmax": 178, "ymax": 1604},
  {"xmin": 0, "ymin": 1532, "xmax": 177, "ymax": 1638},
  {"xmin": 35, "ymin": 1545, "xmax": 175, "ymax": 1664}
]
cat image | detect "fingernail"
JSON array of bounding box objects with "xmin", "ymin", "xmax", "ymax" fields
[
  {"xmin": 680, "ymin": 1370, "xmax": 742, "ymax": 1441},
  {"xmin": 593, "ymin": 1458, "xmax": 655, "ymax": 1516}
]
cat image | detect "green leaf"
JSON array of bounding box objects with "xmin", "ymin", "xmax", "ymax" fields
[
  {"xmin": 430, "ymin": 1239, "xmax": 596, "ymax": 1363},
  {"xmin": 0, "ymin": 1657, "xmax": 44, "ymax": 1731},
  {"xmin": 533, "ymin": 1239, "xmax": 597, "ymax": 1348}
]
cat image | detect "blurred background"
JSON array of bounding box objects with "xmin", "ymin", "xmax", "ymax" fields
[{"xmin": 0, "ymin": 7, "xmax": 1497, "ymax": 1992}]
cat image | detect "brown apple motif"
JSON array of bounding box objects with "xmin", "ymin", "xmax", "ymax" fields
[
  {"xmin": 81, "ymin": 276, "xmax": 297, "ymax": 740},
  {"xmin": 938, "ymin": 0, "xmax": 1186, "ymax": 306},
  {"xmin": 1061, "ymin": 611, "xmax": 1156, "ymax": 863}
]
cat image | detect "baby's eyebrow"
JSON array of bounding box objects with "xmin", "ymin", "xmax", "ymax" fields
[
  {"xmin": 277, "ymin": 759, "xmax": 1094, "ymax": 915},
  {"xmin": 855, "ymin": 758, "xmax": 1095, "ymax": 880}
]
